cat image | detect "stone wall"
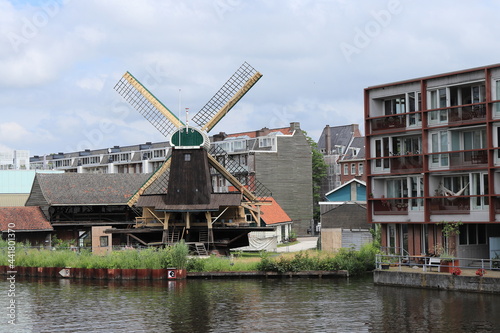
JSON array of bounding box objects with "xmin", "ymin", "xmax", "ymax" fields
[{"xmin": 374, "ymin": 270, "xmax": 500, "ymax": 293}]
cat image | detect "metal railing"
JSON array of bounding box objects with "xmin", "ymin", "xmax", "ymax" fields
[{"xmin": 375, "ymin": 253, "xmax": 500, "ymax": 272}]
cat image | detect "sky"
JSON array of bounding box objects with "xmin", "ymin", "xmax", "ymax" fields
[{"xmin": 1, "ymin": 0, "xmax": 500, "ymax": 156}]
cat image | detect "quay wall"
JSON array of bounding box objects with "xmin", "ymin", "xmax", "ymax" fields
[
  {"xmin": 0, "ymin": 266, "xmax": 348, "ymax": 280},
  {"xmin": 374, "ymin": 270, "xmax": 500, "ymax": 293}
]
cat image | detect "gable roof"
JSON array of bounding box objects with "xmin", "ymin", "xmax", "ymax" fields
[
  {"xmin": 0, "ymin": 206, "xmax": 52, "ymax": 232},
  {"xmin": 259, "ymin": 197, "xmax": 292, "ymax": 225},
  {"xmin": 340, "ymin": 136, "xmax": 365, "ymax": 161},
  {"xmin": 317, "ymin": 124, "xmax": 361, "ymax": 151},
  {"xmin": 27, "ymin": 173, "xmax": 150, "ymax": 206},
  {"xmin": 324, "ymin": 178, "xmax": 366, "ymax": 197}
]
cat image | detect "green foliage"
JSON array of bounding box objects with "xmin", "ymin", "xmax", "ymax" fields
[
  {"xmin": 170, "ymin": 240, "xmax": 189, "ymax": 269},
  {"xmin": 256, "ymin": 243, "xmax": 380, "ymax": 276}
]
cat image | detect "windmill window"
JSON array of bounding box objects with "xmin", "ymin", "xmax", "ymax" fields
[{"xmin": 184, "ymin": 154, "xmax": 191, "ymax": 161}]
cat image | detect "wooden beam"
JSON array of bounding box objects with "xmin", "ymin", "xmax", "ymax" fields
[
  {"xmin": 207, "ymin": 154, "xmax": 257, "ymax": 202},
  {"xmin": 127, "ymin": 157, "xmax": 171, "ymax": 207},
  {"xmin": 128, "ymin": 234, "xmax": 148, "ymax": 246}
]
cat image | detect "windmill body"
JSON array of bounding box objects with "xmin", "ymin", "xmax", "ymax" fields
[{"xmin": 113, "ymin": 62, "xmax": 273, "ymax": 254}]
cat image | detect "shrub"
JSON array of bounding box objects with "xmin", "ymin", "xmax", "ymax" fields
[{"xmin": 171, "ymin": 241, "xmax": 189, "ymax": 269}]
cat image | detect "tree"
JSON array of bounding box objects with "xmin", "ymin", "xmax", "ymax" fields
[{"xmin": 303, "ymin": 131, "xmax": 328, "ymax": 222}]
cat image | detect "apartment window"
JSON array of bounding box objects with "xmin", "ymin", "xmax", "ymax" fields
[
  {"xmin": 384, "ymin": 96, "xmax": 406, "ymax": 115},
  {"xmin": 408, "ymin": 92, "xmax": 422, "ymax": 126},
  {"xmin": 259, "ymin": 137, "xmax": 275, "ymax": 148},
  {"xmin": 153, "ymin": 149, "xmax": 165, "ymax": 158},
  {"xmin": 351, "ymin": 163, "xmax": 356, "ymax": 175},
  {"xmin": 358, "ymin": 163, "xmax": 364, "ymax": 175},
  {"xmin": 430, "ymin": 131, "xmax": 449, "ymax": 167},
  {"xmin": 374, "ymin": 137, "xmax": 390, "ymax": 170},
  {"xmin": 233, "ymin": 140, "xmax": 245, "ymax": 151},
  {"xmin": 459, "ymin": 224, "xmax": 486, "ymax": 245},
  {"xmin": 343, "ymin": 164, "xmax": 349, "ymax": 175},
  {"xmin": 428, "ymin": 88, "xmax": 448, "ymax": 124},
  {"xmin": 184, "ymin": 153, "xmax": 191, "ymax": 161}
]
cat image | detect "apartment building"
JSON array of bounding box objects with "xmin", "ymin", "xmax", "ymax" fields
[
  {"xmin": 365, "ymin": 64, "xmax": 500, "ymax": 260},
  {"xmin": 317, "ymin": 124, "xmax": 365, "ymax": 198}
]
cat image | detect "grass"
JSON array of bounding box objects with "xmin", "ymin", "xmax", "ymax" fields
[{"xmin": 0, "ymin": 240, "xmax": 379, "ymax": 276}]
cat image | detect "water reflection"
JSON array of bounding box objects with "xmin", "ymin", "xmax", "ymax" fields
[{"xmin": 2, "ymin": 275, "xmax": 500, "ymax": 332}]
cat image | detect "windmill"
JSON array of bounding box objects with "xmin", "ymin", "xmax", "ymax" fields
[{"xmin": 113, "ymin": 62, "xmax": 271, "ymax": 253}]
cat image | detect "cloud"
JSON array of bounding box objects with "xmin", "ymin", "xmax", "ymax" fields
[{"xmin": 1, "ymin": 0, "xmax": 500, "ymax": 156}]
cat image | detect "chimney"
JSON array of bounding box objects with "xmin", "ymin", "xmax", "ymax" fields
[
  {"xmin": 325, "ymin": 125, "xmax": 331, "ymax": 155},
  {"xmin": 256, "ymin": 127, "xmax": 270, "ymax": 137},
  {"xmin": 290, "ymin": 122, "xmax": 301, "ymax": 131},
  {"xmin": 213, "ymin": 132, "xmax": 227, "ymax": 142}
]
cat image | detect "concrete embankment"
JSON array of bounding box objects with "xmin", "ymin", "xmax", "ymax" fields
[{"xmin": 374, "ymin": 268, "xmax": 500, "ymax": 293}]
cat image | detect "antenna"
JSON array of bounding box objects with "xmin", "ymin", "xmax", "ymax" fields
[{"xmin": 185, "ymin": 108, "xmax": 189, "ymax": 130}]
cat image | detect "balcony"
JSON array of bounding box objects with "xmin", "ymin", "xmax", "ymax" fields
[
  {"xmin": 372, "ymin": 198, "xmax": 409, "ymax": 215},
  {"xmin": 429, "ymin": 150, "xmax": 488, "ymax": 170},
  {"xmin": 371, "ymin": 114, "xmax": 407, "ymax": 132},
  {"xmin": 429, "ymin": 196, "xmax": 470, "ymax": 214},
  {"xmin": 427, "ymin": 104, "xmax": 486, "ymax": 126},
  {"xmin": 449, "ymin": 104, "xmax": 486, "ymax": 124},
  {"xmin": 371, "ymin": 154, "xmax": 423, "ymax": 174}
]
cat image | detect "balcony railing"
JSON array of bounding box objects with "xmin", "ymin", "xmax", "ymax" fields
[
  {"xmin": 427, "ymin": 104, "xmax": 486, "ymax": 126},
  {"xmin": 371, "ymin": 114, "xmax": 407, "ymax": 132},
  {"xmin": 429, "ymin": 150, "xmax": 488, "ymax": 169},
  {"xmin": 449, "ymin": 104, "xmax": 486, "ymax": 123},
  {"xmin": 371, "ymin": 154, "xmax": 423, "ymax": 174},
  {"xmin": 372, "ymin": 198, "xmax": 410, "ymax": 215},
  {"xmin": 429, "ymin": 196, "xmax": 471, "ymax": 214}
]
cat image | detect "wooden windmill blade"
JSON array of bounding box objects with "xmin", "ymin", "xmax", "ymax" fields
[
  {"xmin": 114, "ymin": 71, "xmax": 183, "ymax": 206},
  {"xmin": 192, "ymin": 62, "xmax": 262, "ymax": 133},
  {"xmin": 126, "ymin": 157, "xmax": 171, "ymax": 207},
  {"xmin": 114, "ymin": 71, "xmax": 184, "ymax": 136},
  {"xmin": 207, "ymin": 154, "xmax": 257, "ymax": 202}
]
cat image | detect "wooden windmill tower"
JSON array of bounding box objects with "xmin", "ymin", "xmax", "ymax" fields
[{"xmin": 113, "ymin": 62, "xmax": 271, "ymax": 253}]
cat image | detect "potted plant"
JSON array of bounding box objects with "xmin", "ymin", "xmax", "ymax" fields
[{"xmin": 476, "ymin": 268, "xmax": 486, "ymax": 277}]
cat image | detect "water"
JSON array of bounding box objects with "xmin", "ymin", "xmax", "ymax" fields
[{"xmin": 2, "ymin": 275, "xmax": 500, "ymax": 333}]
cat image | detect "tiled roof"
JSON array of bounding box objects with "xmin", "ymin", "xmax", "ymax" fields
[
  {"xmin": 0, "ymin": 206, "xmax": 52, "ymax": 232},
  {"xmin": 33, "ymin": 173, "xmax": 150, "ymax": 205},
  {"xmin": 259, "ymin": 197, "xmax": 292, "ymax": 225},
  {"xmin": 317, "ymin": 124, "xmax": 362, "ymax": 150},
  {"xmin": 341, "ymin": 136, "xmax": 365, "ymax": 160}
]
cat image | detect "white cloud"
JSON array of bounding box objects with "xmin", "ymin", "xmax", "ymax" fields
[{"xmin": 1, "ymin": 0, "xmax": 500, "ymax": 155}]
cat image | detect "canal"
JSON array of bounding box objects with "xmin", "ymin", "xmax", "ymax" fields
[{"xmin": 2, "ymin": 275, "xmax": 500, "ymax": 332}]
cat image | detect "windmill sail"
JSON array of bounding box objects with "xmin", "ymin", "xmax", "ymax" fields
[
  {"xmin": 114, "ymin": 72, "xmax": 184, "ymax": 136},
  {"xmin": 192, "ymin": 62, "xmax": 262, "ymax": 132}
]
